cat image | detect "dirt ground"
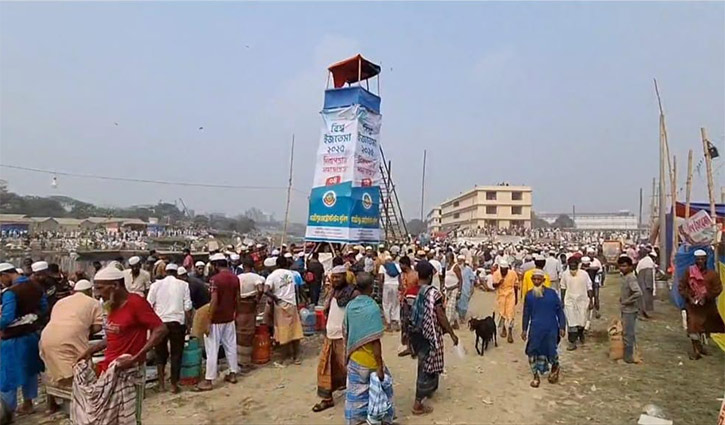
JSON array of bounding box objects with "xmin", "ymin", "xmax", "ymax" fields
[{"xmin": 19, "ymin": 274, "xmax": 723, "ymax": 425}]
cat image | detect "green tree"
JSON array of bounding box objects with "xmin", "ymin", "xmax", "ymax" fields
[
  {"xmin": 553, "ymin": 214, "xmax": 575, "ymax": 229},
  {"xmin": 406, "ymin": 219, "xmax": 427, "ymax": 236}
]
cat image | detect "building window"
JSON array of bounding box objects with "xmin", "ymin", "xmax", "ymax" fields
[
  {"xmin": 453, "ymin": 201, "xmax": 459, "ymax": 207},
  {"xmin": 486, "ymin": 206, "xmax": 496, "ymax": 215},
  {"xmin": 512, "ymin": 206, "xmax": 522, "ymax": 215},
  {"xmin": 512, "ymin": 191, "xmax": 523, "ymax": 201},
  {"xmin": 486, "ymin": 219, "xmax": 498, "ymax": 227},
  {"xmin": 453, "ymin": 213, "xmax": 460, "ymax": 219},
  {"xmin": 486, "ymin": 191, "xmax": 497, "ymax": 200}
]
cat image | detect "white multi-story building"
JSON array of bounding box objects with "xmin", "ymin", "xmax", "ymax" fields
[
  {"xmin": 426, "ymin": 207, "xmax": 442, "ymax": 234},
  {"xmin": 434, "ymin": 184, "xmax": 533, "ymax": 231},
  {"xmin": 538, "ymin": 210, "xmax": 639, "ymax": 230}
]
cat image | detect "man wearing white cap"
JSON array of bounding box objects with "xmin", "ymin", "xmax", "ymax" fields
[
  {"xmin": 492, "ymin": 258, "xmax": 518, "ymax": 343},
  {"xmin": 197, "ymin": 254, "xmax": 240, "ymax": 391},
  {"xmin": 39, "ymin": 279, "xmax": 103, "ymax": 412},
  {"xmin": 679, "ymin": 249, "xmax": 725, "ymax": 359},
  {"xmin": 0, "ymin": 263, "xmax": 19, "ymax": 290},
  {"xmin": 191, "ymin": 261, "xmax": 207, "ymax": 282},
  {"xmin": 378, "ymin": 254, "xmax": 402, "ymax": 331},
  {"xmin": 177, "ymin": 266, "xmax": 209, "ymax": 310},
  {"xmin": 635, "ymin": 250, "xmax": 657, "ymax": 319},
  {"xmin": 75, "ymin": 266, "xmax": 166, "ymax": 423},
  {"xmin": 543, "ymin": 250, "xmax": 563, "ymax": 294},
  {"xmin": 265, "ymin": 256, "xmax": 304, "ymax": 364},
  {"xmin": 560, "ymin": 256, "xmax": 593, "ymax": 351},
  {"xmin": 0, "ymin": 263, "xmax": 47, "ymax": 415},
  {"xmin": 147, "ymin": 264, "xmax": 192, "ymax": 393},
  {"xmin": 123, "ymin": 256, "xmax": 151, "ymax": 297}
]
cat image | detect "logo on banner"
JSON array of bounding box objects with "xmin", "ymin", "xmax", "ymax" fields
[
  {"xmin": 361, "ymin": 178, "xmax": 372, "ymax": 187},
  {"xmin": 362, "ymin": 192, "xmax": 373, "ymax": 210},
  {"xmin": 322, "ymin": 191, "xmax": 337, "ymax": 208}
]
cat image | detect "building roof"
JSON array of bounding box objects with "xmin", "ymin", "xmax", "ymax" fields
[
  {"xmin": 0, "ymin": 214, "xmax": 32, "ymax": 224},
  {"xmin": 121, "ymin": 218, "xmax": 147, "ymax": 226},
  {"xmin": 439, "ymin": 184, "xmax": 532, "ymax": 207},
  {"xmin": 30, "ymin": 217, "xmax": 56, "ymax": 223},
  {"xmin": 55, "ymin": 218, "xmax": 84, "ymax": 226}
]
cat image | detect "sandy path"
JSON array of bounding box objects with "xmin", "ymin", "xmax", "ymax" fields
[{"xmin": 142, "ymin": 289, "xmax": 546, "ymax": 425}]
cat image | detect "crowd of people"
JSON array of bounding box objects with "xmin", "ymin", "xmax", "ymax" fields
[
  {"xmin": 0, "ymin": 234, "xmax": 722, "ymax": 425},
  {"xmin": 1, "ymin": 228, "xmax": 215, "ymax": 252}
]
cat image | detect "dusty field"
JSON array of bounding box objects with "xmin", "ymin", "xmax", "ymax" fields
[{"xmin": 18, "ymin": 274, "xmax": 723, "ymax": 425}]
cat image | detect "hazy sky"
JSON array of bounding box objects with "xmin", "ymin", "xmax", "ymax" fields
[{"xmin": 1, "ymin": 1, "xmax": 723, "ymax": 223}]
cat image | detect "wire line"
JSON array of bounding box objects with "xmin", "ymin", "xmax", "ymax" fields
[{"xmin": 0, "ymin": 163, "xmax": 307, "ymax": 194}]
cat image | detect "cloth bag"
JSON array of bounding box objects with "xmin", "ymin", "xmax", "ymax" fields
[{"xmin": 367, "ymin": 370, "xmax": 394, "ymax": 425}]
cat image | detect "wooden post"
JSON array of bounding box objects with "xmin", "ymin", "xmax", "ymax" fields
[
  {"xmin": 420, "ymin": 149, "xmax": 427, "ymax": 221},
  {"xmin": 358, "ymin": 57, "xmax": 362, "ymax": 87},
  {"xmin": 650, "ymin": 177, "xmax": 656, "ymax": 227},
  {"xmin": 671, "ymin": 155, "xmax": 678, "ymax": 264},
  {"xmin": 655, "ymin": 79, "xmax": 668, "ymax": 271},
  {"xmin": 701, "ymin": 127, "xmax": 717, "ymax": 220},
  {"xmin": 638, "ymin": 187, "xmax": 643, "ymax": 228},
  {"xmin": 281, "ymin": 134, "xmax": 295, "ymax": 246},
  {"xmin": 685, "ymin": 149, "xmax": 693, "ymax": 219}
]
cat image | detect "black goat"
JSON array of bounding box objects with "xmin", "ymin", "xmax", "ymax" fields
[{"xmin": 468, "ymin": 312, "xmax": 497, "ymax": 356}]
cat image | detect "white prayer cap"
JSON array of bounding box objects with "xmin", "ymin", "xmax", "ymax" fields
[
  {"xmin": 256, "ymin": 243, "xmax": 263, "ymax": 248},
  {"xmin": 379, "ymin": 243, "xmax": 385, "ymax": 248},
  {"xmin": 16, "ymin": 268, "xmax": 23, "ymax": 274},
  {"xmin": 73, "ymin": 279, "xmax": 92, "ymax": 291},
  {"xmin": 694, "ymin": 249, "xmax": 707, "ymax": 257},
  {"xmin": 177, "ymin": 266, "xmax": 188, "ymax": 276},
  {"xmin": 417, "ymin": 250, "xmax": 426, "ymax": 256},
  {"xmin": 365, "ymin": 246, "xmax": 373, "ymax": 251},
  {"xmin": 532, "ymin": 269, "xmax": 546, "ymax": 278},
  {"xmin": 230, "ymin": 253, "xmax": 240, "ymax": 261},
  {"xmin": 587, "ymin": 247, "xmax": 596, "ymax": 253},
  {"xmin": 284, "ymin": 252, "xmax": 293, "ymax": 258},
  {"xmin": 0, "ymin": 263, "xmax": 15, "ymax": 273},
  {"xmin": 94, "ymin": 266, "xmax": 124, "ymax": 281},
  {"xmin": 457, "ymin": 255, "xmax": 466, "ymax": 260},
  {"xmin": 264, "ymin": 257, "xmax": 277, "ymax": 268},
  {"xmin": 165, "ymin": 263, "xmax": 179, "ymax": 272},
  {"xmin": 296, "ymin": 252, "xmax": 305, "ymax": 259},
  {"xmin": 533, "ymin": 254, "xmax": 545, "ymax": 261},
  {"xmin": 499, "ymin": 260, "xmax": 510, "ymax": 268},
  {"xmin": 209, "ymin": 253, "xmax": 226, "ymax": 262},
  {"xmin": 649, "ymin": 251, "xmax": 658, "ymax": 257},
  {"xmin": 31, "ymin": 261, "xmax": 48, "ymax": 273},
  {"xmin": 331, "ymin": 265, "xmax": 347, "ymax": 274},
  {"xmin": 281, "ymin": 244, "xmax": 288, "ymax": 248},
  {"xmin": 195, "ymin": 261, "xmax": 206, "ymax": 267},
  {"xmin": 271, "ymin": 249, "xmax": 280, "ymax": 256},
  {"xmin": 128, "ymin": 256, "xmax": 141, "ymax": 266}
]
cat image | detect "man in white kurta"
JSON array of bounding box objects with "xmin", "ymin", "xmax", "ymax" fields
[{"xmin": 560, "ymin": 256, "xmax": 592, "ymax": 351}]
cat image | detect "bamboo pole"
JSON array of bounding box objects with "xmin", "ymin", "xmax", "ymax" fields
[
  {"xmin": 671, "ymin": 155, "xmax": 678, "ymax": 264},
  {"xmin": 685, "ymin": 150, "xmax": 693, "ymax": 219},
  {"xmin": 655, "ymin": 79, "xmax": 668, "ymax": 271},
  {"xmin": 420, "ymin": 149, "xmax": 427, "ymax": 221},
  {"xmin": 281, "ymin": 134, "xmax": 295, "ymax": 246},
  {"xmin": 701, "ymin": 127, "xmax": 717, "ymax": 220}
]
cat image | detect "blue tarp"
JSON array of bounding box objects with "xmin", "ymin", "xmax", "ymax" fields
[
  {"xmin": 324, "ymin": 86, "xmax": 381, "ymax": 113},
  {"xmin": 672, "ymin": 244, "xmax": 723, "ymax": 309}
]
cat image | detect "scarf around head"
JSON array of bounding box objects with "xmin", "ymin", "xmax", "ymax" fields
[
  {"xmin": 332, "ymin": 284, "xmax": 356, "ymax": 308},
  {"xmin": 344, "ymin": 294, "xmax": 383, "ymax": 359}
]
